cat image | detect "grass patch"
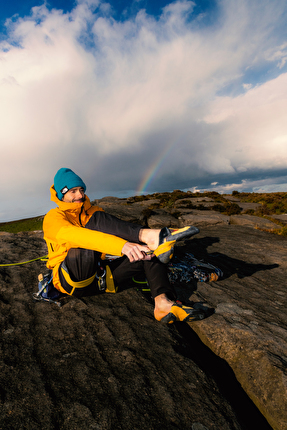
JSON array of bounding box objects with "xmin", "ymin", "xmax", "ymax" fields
[
  {"xmin": 232, "ymin": 192, "xmax": 287, "ymax": 215},
  {"xmin": 0, "ymin": 217, "xmax": 44, "ymax": 233},
  {"xmin": 211, "ymin": 202, "xmax": 241, "ymax": 215},
  {"xmin": 277, "ymin": 226, "xmax": 287, "ymax": 236}
]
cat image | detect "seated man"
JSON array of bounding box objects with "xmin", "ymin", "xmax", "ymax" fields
[{"xmin": 43, "ymin": 168, "xmax": 209, "ymax": 323}]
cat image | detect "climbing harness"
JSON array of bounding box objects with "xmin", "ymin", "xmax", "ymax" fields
[{"xmin": 2, "ymin": 250, "xmax": 222, "ymax": 306}]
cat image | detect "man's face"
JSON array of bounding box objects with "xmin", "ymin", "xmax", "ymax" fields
[{"xmin": 62, "ymin": 187, "xmax": 85, "ymax": 203}]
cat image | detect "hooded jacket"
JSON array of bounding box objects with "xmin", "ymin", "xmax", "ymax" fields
[{"xmin": 43, "ymin": 186, "xmax": 127, "ymax": 293}]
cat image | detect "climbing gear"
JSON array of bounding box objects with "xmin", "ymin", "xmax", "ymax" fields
[
  {"xmin": 168, "ymin": 253, "xmax": 223, "ymax": 284},
  {"xmin": 32, "ymin": 259, "xmax": 118, "ymax": 306},
  {"xmin": 33, "ymin": 272, "xmax": 62, "ymax": 307},
  {"xmin": 0, "ymin": 255, "xmax": 48, "ymax": 267},
  {"xmin": 96, "ymin": 264, "xmax": 107, "ymax": 291},
  {"xmin": 159, "ymin": 303, "xmax": 206, "ymax": 323},
  {"xmin": 132, "ymin": 252, "xmax": 223, "ymax": 290},
  {"xmin": 60, "ymin": 263, "xmax": 98, "ymax": 295},
  {"xmin": 87, "ymin": 262, "xmax": 117, "ymax": 293},
  {"xmin": 105, "ymin": 265, "xmax": 118, "ymax": 293},
  {"xmin": 153, "ymin": 226, "xmax": 200, "ymax": 264},
  {"xmin": 132, "ymin": 275, "xmax": 214, "ymax": 324},
  {"xmin": 166, "ymin": 226, "xmax": 200, "ymax": 241},
  {"xmin": 59, "ymin": 261, "xmax": 116, "ymax": 295}
]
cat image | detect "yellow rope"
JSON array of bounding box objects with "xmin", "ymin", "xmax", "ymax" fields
[
  {"xmin": 0, "ymin": 255, "xmax": 48, "ymax": 267},
  {"xmin": 132, "ymin": 277, "xmax": 148, "ymax": 284}
]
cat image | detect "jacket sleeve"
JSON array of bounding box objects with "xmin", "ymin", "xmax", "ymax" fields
[{"xmin": 44, "ymin": 209, "xmax": 127, "ymax": 256}]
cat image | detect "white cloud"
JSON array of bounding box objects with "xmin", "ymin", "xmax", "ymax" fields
[
  {"xmin": 188, "ymin": 177, "xmax": 287, "ymax": 194},
  {"xmin": 0, "ymin": 0, "xmax": 287, "ymax": 221},
  {"xmin": 203, "ymin": 72, "xmax": 287, "ymax": 173},
  {"xmin": 265, "ymin": 42, "xmax": 287, "ymax": 69}
]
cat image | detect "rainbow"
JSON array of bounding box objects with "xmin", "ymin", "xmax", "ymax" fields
[{"xmin": 137, "ymin": 140, "xmax": 176, "ymax": 195}]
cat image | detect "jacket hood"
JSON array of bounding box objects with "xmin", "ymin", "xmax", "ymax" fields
[{"xmin": 50, "ymin": 185, "xmax": 92, "ymax": 212}]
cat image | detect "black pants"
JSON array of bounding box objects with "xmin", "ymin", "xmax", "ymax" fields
[{"xmin": 59, "ymin": 212, "xmax": 176, "ymax": 300}]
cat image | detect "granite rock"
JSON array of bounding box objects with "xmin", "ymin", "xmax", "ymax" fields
[{"xmin": 0, "ymin": 198, "xmax": 286, "ymax": 430}]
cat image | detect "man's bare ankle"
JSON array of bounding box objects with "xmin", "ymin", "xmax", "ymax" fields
[{"xmin": 139, "ymin": 228, "xmax": 160, "ymax": 249}]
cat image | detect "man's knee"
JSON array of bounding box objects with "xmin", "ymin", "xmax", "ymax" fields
[
  {"xmin": 67, "ymin": 247, "xmax": 95, "ymax": 262},
  {"xmin": 65, "ymin": 248, "xmax": 99, "ymax": 280}
]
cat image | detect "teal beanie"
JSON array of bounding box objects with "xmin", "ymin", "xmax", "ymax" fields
[{"xmin": 54, "ymin": 168, "xmax": 86, "ymax": 200}]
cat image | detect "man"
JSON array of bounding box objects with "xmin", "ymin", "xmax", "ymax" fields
[{"xmin": 43, "ymin": 168, "xmax": 210, "ymax": 323}]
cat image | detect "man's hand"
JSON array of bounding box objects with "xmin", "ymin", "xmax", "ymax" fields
[{"xmin": 122, "ymin": 242, "xmax": 154, "ymax": 263}]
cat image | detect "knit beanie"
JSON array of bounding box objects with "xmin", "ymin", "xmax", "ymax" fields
[{"xmin": 54, "ymin": 168, "xmax": 86, "ymax": 200}]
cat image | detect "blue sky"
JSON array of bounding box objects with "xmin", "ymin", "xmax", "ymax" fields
[
  {"xmin": 1, "ymin": 0, "xmax": 287, "ymax": 221},
  {"xmin": 1, "ymin": 1, "xmax": 216, "ymax": 25}
]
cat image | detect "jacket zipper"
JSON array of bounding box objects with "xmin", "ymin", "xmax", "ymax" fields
[{"xmin": 79, "ymin": 205, "xmax": 84, "ymax": 226}]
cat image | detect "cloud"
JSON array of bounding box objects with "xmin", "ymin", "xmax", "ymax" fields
[
  {"xmin": 0, "ymin": 0, "xmax": 287, "ymax": 221},
  {"xmin": 188, "ymin": 176, "xmax": 287, "ymax": 194},
  {"xmin": 203, "ymin": 72, "xmax": 287, "ymax": 173}
]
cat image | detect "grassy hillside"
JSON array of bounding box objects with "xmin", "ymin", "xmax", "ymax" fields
[
  {"xmin": 0, "ymin": 216, "xmax": 44, "ymax": 234},
  {"xmin": 131, "ymin": 190, "xmax": 287, "ymax": 216},
  {"xmin": 231, "ymin": 191, "xmax": 287, "ymax": 215}
]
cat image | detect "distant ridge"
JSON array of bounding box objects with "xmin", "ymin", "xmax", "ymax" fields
[{"xmin": 1, "ymin": 190, "xmax": 286, "ymax": 233}]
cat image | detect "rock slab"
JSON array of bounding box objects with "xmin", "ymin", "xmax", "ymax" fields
[
  {"xmin": 184, "ymin": 225, "xmax": 287, "ymax": 430},
  {"xmin": 0, "ymin": 232, "xmax": 247, "ymax": 430},
  {"xmin": 0, "ymin": 198, "xmax": 286, "ymax": 429}
]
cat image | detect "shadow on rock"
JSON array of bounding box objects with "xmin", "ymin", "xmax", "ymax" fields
[
  {"xmin": 171, "ymin": 323, "xmax": 273, "ymax": 430},
  {"xmin": 183, "ymin": 236, "xmax": 279, "ymax": 280}
]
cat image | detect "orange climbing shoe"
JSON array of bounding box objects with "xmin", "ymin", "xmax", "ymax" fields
[
  {"xmin": 154, "ymin": 226, "xmax": 200, "ymax": 264},
  {"xmin": 159, "ymin": 303, "xmax": 206, "ymax": 324}
]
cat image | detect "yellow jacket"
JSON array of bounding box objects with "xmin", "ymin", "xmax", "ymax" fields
[{"xmin": 43, "ymin": 186, "xmax": 127, "ymax": 293}]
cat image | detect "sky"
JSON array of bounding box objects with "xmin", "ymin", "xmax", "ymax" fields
[{"xmin": 1, "ymin": 0, "xmax": 287, "ymax": 222}]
